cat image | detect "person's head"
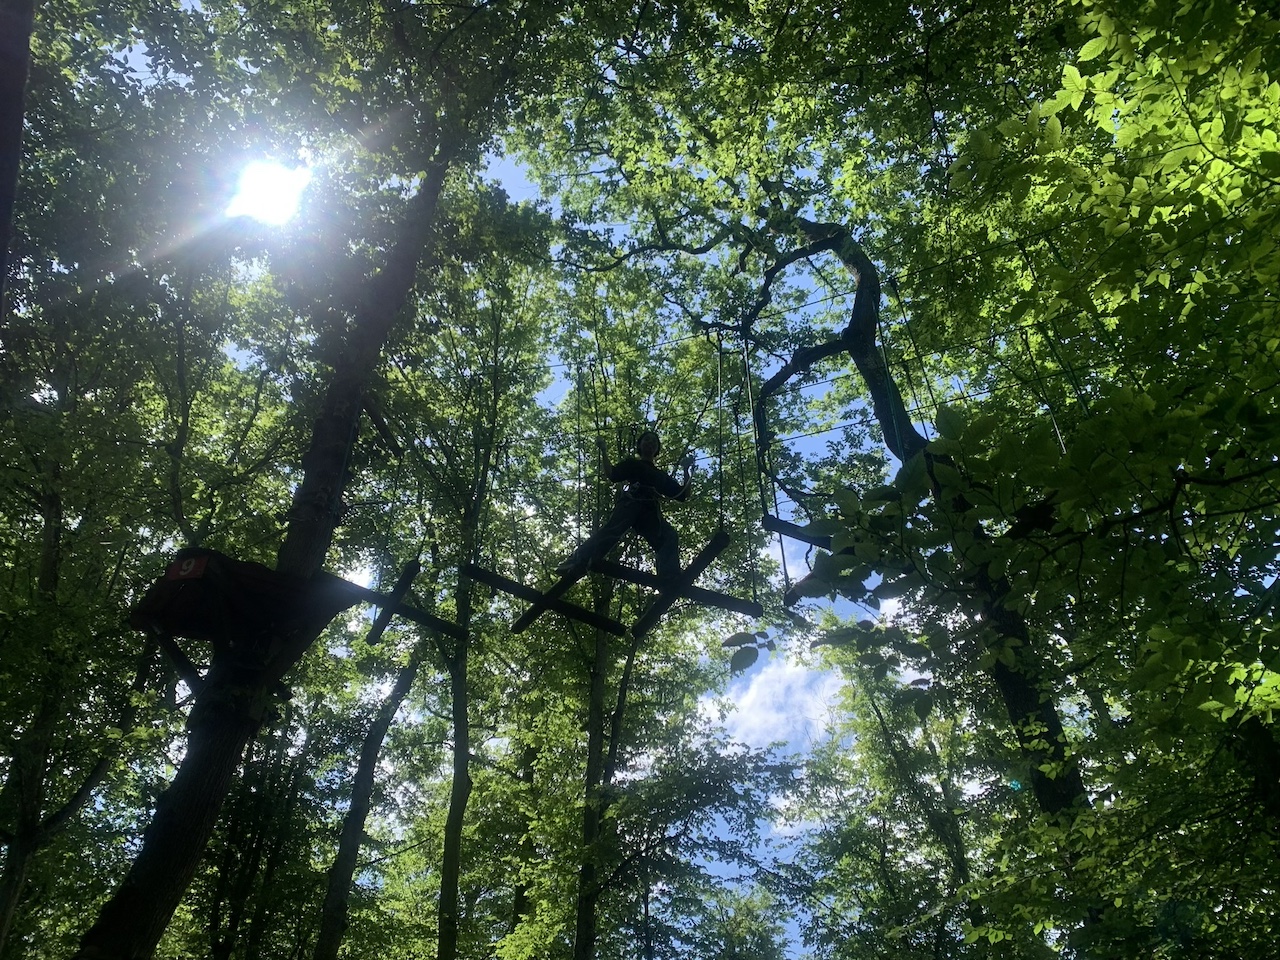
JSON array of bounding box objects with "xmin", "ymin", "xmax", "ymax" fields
[{"xmin": 635, "ymin": 430, "xmax": 661, "ymax": 460}]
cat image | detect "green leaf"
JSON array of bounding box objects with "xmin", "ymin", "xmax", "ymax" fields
[
  {"xmin": 730, "ymin": 646, "xmax": 760, "ymax": 674},
  {"xmin": 1079, "ymin": 36, "xmax": 1109, "ymax": 62},
  {"xmin": 913, "ymin": 693, "xmax": 933, "ymax": 722},
  {"xmin": 935, "ymin": 405, "xmax": 965, "ymax": 441}
]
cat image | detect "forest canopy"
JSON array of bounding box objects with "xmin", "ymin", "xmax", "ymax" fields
[{"xmin": 1, "ymin": 1, "xmax": 1278, "ymax": 959}]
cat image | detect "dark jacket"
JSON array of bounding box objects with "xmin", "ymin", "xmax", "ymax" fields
[{"xmin": 609, "ymin": 458, "xmax": 689, "ymax": 503}]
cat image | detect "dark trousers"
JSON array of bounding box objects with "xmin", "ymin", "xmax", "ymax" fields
[{"xmin": 563, "ymin": 494, "xmax": 680, "ymax": 582}]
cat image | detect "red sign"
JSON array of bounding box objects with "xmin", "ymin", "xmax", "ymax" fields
[{"xmin": 165, "ymin": 555, "xmax": 208, "ymax": 580}]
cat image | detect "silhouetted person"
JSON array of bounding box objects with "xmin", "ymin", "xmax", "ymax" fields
[{"xmin": 556, "ymin": 429, "xmax": 692, "ymax": 586}]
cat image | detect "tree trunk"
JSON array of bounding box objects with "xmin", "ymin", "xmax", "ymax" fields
[
  {"xmin": 74, "ymin": 671, "xmax": 271, "ymax": 959},
  {"xmin": 508, "ymin": 744, "xmax": 538, "ymax": 931},
  {"xmin": 572, "ymin": 621, "xmax": 611, "ymax": 960},
  {"xmin": 0, "ymin": 835, "xmax": 35, "ymax": 959},
  {"xmin": 757, "ymin": 217, "xmax": 1091, "ymax": 819},
  {"xmin": 0, "ymin": 489, "xmax": 61, "ymax": 955},
  {"xmin": 983, "ymin": 602, "xmax": 1089, "ymax": 818},
  {"xmin": 313, "ymin": 652, "xmax": 423, "ymax": 960},
  {"xmin": 436, "ymin": 371, "xmax": 501, "ymax": 960},
  {"xmin": 313, "ymin": 646, "xmax": 425, "ymax": 960},
  {"xmin": 0, "ymin": 686, "xmax": 58, "ymax": 955},
  {"xmin": 436, "ymin": 642, "xmax": 471, "ymax": 960},
  {"xmin": 0, "ymin": 640, "xmax": 153, "ymax": 958},
  {"xmin": 73, "ymin": 164, "xmax": 451, "ymax": 960},
  {"xmin": 0, "ymin": 0, "xmax": 34, "ymax": 305},
  {"xmin": 244, "ymin": 709, "xmax": 310, "ymax": 959}
]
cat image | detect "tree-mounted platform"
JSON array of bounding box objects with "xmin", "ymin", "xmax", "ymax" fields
[
  {"xmin": 129, "ymin": 549, "xmax": 465, "ymax": 699},
  {"xmin": 461, "ymin": 563, "xmax": 628, "ymax": 636},
  {"xmin": 761, "ymin": 513, "xmax": 833, "ymax": 550},
  {"xmin": 130, "ymin": 548, "xmax": 466, "ymax": 652}
]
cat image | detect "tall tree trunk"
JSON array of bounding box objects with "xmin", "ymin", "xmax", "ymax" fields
[
  {"xmin": 75, "ymin": 676, "xmax": 271, "ymax": 959},
  {"xmin": 73, "ymin": 163, "xmax": 451, "ymax": 960},
  {"xmin": 435, "ymin": 638, "xmax": 471, "ymax": 960},
  {"xmin": 0, "ymin": 639, "xmax": 153, "ymax": 958},
  {"xmin": 0, "ymin": 486, "xmax": 61, "ymax": 955},
  {"xmin": 0, "ymin": 833, "xmax": 36, "ymax": 960},
  {"xmin": 508, "ymin": 744, "xmax": 538, "ymax": 931},
  {"xmin": 757, "ymin": 216, "xmax": 1091, "ymax": 819},
  {"xmin": 437, "ymin": 352, "xmax": 503, "ymax": 960},
  {"xmin": 210, "ymin": 714, "xmax": 298, "ymax": 960},
  {"xmin": 0, "ymin": 680, "xmax": 59, "ymax": 955},
  {"xmin": 312, "ymin": 644, "xmax": 426, "ymax": 960},
  {"xmin": 0, "ymin": 0, "xmax": 34, "ymax": 305},
  {"xmin": 572, "ymin": 620, "xmax": 611, "ymax": 960},
  {"xmin": 244, "ymin": 709, "xmax": 310, "ymax": 960}
]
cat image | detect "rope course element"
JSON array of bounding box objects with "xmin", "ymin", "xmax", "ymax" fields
[{"xmin": 465, "ymin": 335, "xmax": 764, "ymax": 638}]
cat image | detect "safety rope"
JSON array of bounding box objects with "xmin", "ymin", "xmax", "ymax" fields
[
  {"xmin": 731, "ymin": 375, "xmax": 761, "ymax": 606},
  {"xmin": 574, "ymin": 364, "xmax": 584, "ymax": 543},
  {"xmin": 740, "ymin": 339, "xmax": 791, "ymax": 594},
  {"xmin": 716, "ymin": 332, "xmax": 726, "ymax": 528}
]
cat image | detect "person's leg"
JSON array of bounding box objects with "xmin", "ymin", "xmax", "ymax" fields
[
  {"xmin": 557, "ymin": 498, "xmax": 638, "ymax": 575},
  {"xmin": 636, "ymin": 509, "xmax": 680, "ymax": 585}
]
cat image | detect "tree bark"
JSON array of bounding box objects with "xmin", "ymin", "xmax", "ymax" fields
[
  {"xmin": 435, "ymin": 639, "xmax": 471, "ymax": 960},
  {"xmin": 572, "ymin": 621, "xmax": 611, "ymax": 960},
  {"xmin": 572, "ymin": 573, "xmax": 625, "ymax": 960},
  {"xmin": 436, "ymin": 365, "xmax": 505, "ymax": 960},
  {"xmin": 754, "ymin": 216, "xmax": 1090, "ymax": 819},
  {"xmin": 313, "ymin": 646, "xmax": 425, "ymax": 960},
  {"xmin": 1, "ymin": 475, "xmax": 154, "ymax": 955},
  {"xmin": 75, "ymin": 674, "xmax": 271, "ymax": 960},
  {"xmin": 0, "ymin": 0, "xmax": 34, "ymax": 306},
  {"xmin": 243, "ymin": 709, "xmax": 310, "ymax": 959},
  {"xmin": 508, "ymin": 744, "xmax": 538, "ymax": 930}
]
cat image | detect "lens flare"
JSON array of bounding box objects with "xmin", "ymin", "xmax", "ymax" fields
[{"xmin": 226, "ymin": 161, "xmax": 312, "ymax": 225}]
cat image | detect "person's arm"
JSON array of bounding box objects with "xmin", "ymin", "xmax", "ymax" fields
[{"xmin": 668, "ymin": 454, "xmax": 694, "ymax": 501}]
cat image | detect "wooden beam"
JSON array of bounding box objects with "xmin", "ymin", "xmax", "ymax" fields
[
  {"xmin": 461, "ymin": 564, "xmax": 627, "ymax": 637},
  {"xmin": 590, "ymin": 559, "xmax": 763, "ymax": 619},
  {"xmin": 314, "ymin": 572, "xmax": 465, "ymax": 641},
  {"xmin": 364, "ymin": 558, "xmax": 421, "ymax": 645},
  {"xmin": 631, "ymin": 529, "xmax": 732, "ymax": 638},
  {"xmin": 762, "ymin": 513, "xmax": 833, "ymax": 549}
]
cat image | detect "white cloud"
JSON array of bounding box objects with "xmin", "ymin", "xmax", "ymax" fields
[{"xmin": 719, "ymin": 654, "xmax": 844, "ymax": 754}]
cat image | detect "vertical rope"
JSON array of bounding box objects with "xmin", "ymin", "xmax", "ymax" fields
[
  {"xmin": 740, "ymin": 340, "xmax": 790, "ymax": 593},
  {"xmin": 1020, "ymin": 327, "xmax": 1068, "ymax": 454},
  {"xmin": 741, "ymin": 340, "xmax": 770, "ymax": 517},
  {"xmin": 574, "ymin": 364, "xmax": 584, "ymax": 543},
  {"xmin": 716, "ymin": 333, "xmax": 726, "ymax": 527},
  {"xmin": 890, "ymin": 278, "xmax": 937, "ymax": 436},
  {"xmin": 731, "ymin": 378, "xmax": 760, "ymax": 605}
]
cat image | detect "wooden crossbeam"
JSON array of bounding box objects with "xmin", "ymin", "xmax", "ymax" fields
[
  {"xmin": 762, "ymin": 513, "xmax": 833, "ymax": 549},
  {"xmin": 590, "ymin": 559, "xmax": 763, "ymax": 619},
  {"xmin": 314, "ymin": 572, "xmax": 465, "ymax": 641},
  {"xmin": 631, "ymin": 529, "xmax": 732, "ymax": 638},
  {"xmin": 461, "ymin": 564, "xmax": 627, "ymax": 637}
]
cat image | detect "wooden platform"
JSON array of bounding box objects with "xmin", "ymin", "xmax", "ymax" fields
[{"xmin": 461, "ymin": 564, "xmax": 627, "ymax": 636}]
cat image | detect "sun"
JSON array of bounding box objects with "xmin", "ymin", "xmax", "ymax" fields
[{"xmin": 225, "ymin": 161, "xmax": 313, "ymax": 225}]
